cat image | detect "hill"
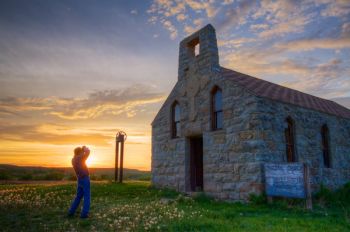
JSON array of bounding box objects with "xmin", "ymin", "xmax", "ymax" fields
[{"xmin": 0, "ymin": 164, "xmax": 150, "ymax": 181}]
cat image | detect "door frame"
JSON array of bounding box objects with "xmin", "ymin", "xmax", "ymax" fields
[{"xmin": 186, "ymin": 135, "xmax": 204, "ymax": 192}]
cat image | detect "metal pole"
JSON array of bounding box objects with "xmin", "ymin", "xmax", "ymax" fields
[
  {"xmin": 115, "ymin": 138, "xmax": 119, "ymax": 182},
  {"xmin": 119, "ymin": 136, "xmax": 124, "ymax": 183}
]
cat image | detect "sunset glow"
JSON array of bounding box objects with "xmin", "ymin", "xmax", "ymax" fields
[{"xmin": 0, "ymin": 0, "xmax": 349, "ymax": 170}]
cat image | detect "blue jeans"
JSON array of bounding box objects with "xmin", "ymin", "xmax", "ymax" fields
[{"xmin": 68, "ymin": 176, "xmax": 90, "ymax": 217}]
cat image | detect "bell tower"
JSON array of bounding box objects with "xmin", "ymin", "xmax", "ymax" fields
[{"xmin": 178, "ymin": 24, "xmax": 220, "ymax": 80}]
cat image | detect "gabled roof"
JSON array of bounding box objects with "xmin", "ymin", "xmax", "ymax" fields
[{"xmin": 221, "ymin": 67, "xmax": 350, "ymax": 119}]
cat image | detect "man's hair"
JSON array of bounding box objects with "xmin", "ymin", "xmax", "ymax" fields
[{"xmin": 74, "ymin": 147, "xmax": 82, "ymax": 156}]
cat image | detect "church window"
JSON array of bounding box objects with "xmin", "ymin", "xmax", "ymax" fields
[
  {"xmin": 321, "ymin": 124, "xmax": 331, "ymax": 168},
  {"xmin": 211, "ymin": 86, "xmax": 223, "ymax": 130},
  {"xmin": 171, "ymin": 101, "xmax": 181, "ymax": 138},
  {"xmin": 285, "ymin": 117, "xmax": 296, "ymax": 162}
]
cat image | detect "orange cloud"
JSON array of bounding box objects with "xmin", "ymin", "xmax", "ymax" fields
[
  {"xmin": 0, "ymin": 84, "xmax": 165, "ymax": 120},
  {"xmin": 275, "ymin": 38, "xmax": 350, "ymax": 51},
  {"xmin": 0, "ymin": 124, "xmax": 112, "ymax": 146}
]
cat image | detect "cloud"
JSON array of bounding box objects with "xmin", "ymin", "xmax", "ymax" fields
[
  {"xmin": 251, "ymin": 0, "xmax": 313, "ymax": 38},
  {"xmin": 222, "ymin": 0, "xmax": 234, "ymax": 5},
  {"xmin": 275, "ymin": 37, "xmax": 350, "ymax": 51},
  {"xmin": 168, "ymin": 1, "xmax": 186, "ymax": 16},
  {"xmin": 148, "ymin": 16, "xmax": 158, "ymax": 24},
  {"xmin": 279, "ymin": 59, "xmax": 350, "ymax": 98},
  {"xmin": 318, "ymin": 0, "xmax": 350, "ymax": 18},
  {"xmin": 162, "ymin": 20, "xmax": 178, "ymax": 39},
  {"xmin": 0, "ymin": 97, "xmax": 64, "ymax": 112},
  {"xmin": 184, "ymin": 25, "xmax": 196, "ymax": 34},
  {"xmin": 0, "ymin": 123, "xmax": 151, "ymax": 146},
  {"xmin": 224, "ymin": 52, "xmax": 309, "ymax": 78},
  {"xmin": 216, "ymin": 0, "xmax": 257, "ymax": 31},
  {"xmin": 185, "ymin": 0, "xmax": 218, "ymax": 18},
  {"xmin": 218, "ymin": 37, "xmax": 256, "ymax": 48},
  {"xmin": 148, "ymin": 0, "xmax": 221, "ymax": 38},
  {"xmin": 148, "ymin": 0, "xmax": 348, "ymax": 46},
  {"xmin": 0, "ymin": 84, "xmax": 165, "ymax": 120},
  {"xmin": 332, "ymin": 97, "xmax": 350, "ymax": 109},
  {"xmin": 222, "ymin": 40, "xmax": 350, "ymax": 98},
  {"xmin": 258, "ymin": 15, "xmax": 311, "ymax": 38},
  {"xmin": 130, "ymin": 9, "xmax": 138, "ymax": 15},
  {"xmin": 0, "ymin": 124, "xmax": 112, "ymax": 146},
  {"xmin": 342, "ymin": 22, "xmax": 350, "ymax": 37},
  {"xmin": 176, "ymin": 13, "xmax": 187, "ymax": 22},
  {"xmin": 0, "ymin": 24, "xmax": 176, "ymax": 98},
  {"xmin": 183, "ymin": 18, "xmax": 204, "ymax": 35},
  {"xmin": 250, "ymin": 23, "xmax": 269, "ymax": 31}
]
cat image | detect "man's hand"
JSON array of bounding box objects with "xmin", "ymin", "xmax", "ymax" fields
[{"xmin": 82, "ymin": 146, "xmax": 90, "ymax": 158}]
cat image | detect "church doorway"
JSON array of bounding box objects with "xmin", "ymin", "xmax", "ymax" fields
[{"xmin": 189, "ymin": 136, "xmax": 203, "ymax": 191}]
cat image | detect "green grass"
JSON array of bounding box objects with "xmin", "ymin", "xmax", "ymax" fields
[{"xmin": 0, "ymin": 181, "xmax": 349, "ymax": 231}]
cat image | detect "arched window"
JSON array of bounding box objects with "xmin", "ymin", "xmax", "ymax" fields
[
  {"xmin": 211, "ymin": 86, "xmax": 223, "ymax": 130},
  {"xmin": 285, "ymin": 117, "xmax": 296, "ymax": 162},
  {"xmin": 321, "ymin": 124, "xmax": 331, "ymax": 168},
  {"xmin": 171, "ymin": 102, "xmax": 180, "ymax": 138}
]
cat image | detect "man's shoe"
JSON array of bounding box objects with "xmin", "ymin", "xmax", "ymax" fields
[{"xmin": 80, "ymin": 214, "xmax": 89, "ymax": 219}]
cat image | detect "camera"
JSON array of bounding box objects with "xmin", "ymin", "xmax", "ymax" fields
[{"xmin": 82, "ymin": 146, "xmax": 90, "ymax": 153}]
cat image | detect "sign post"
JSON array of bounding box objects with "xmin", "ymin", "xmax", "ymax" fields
[
  {"xmin": 304, "ymin": 164, "xmax": 313, "ymax": 210},
  {"xmin": 264, "ymin": 163, "xmax": 312, "ymax": 210},
  {"xmin": 115, "ymin": 131, "xmax": 127, "ymax": 183}
]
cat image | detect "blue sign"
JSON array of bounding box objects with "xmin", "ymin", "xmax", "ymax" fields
[{"xmin": 264, "ymin": 163, "xmax": 306, "ymax": 199}]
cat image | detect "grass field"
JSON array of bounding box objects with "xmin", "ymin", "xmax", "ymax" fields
[{"xmin": 0, "ymin": 181, "xmax": 349, "ymax": 232}]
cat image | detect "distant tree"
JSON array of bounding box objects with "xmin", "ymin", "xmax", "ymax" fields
[
  {"xmin": 20, "ymin": 173, "xmax": 33, "ymax": 180},
  {"xmin": 44, "ymin": 172, "xmax": 64, "ymax": 180},
  {"xmin": 0, "ymin": 171, "xmax": 10, "ymax": 180},
  {"xmin": 101, "ymin": 174, "xmax": 111, "ymax": 180}
]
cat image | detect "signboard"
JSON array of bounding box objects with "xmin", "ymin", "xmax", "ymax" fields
[{"xmin": 264, "ymin": 163, "xmax": 306, "ymax": 199}]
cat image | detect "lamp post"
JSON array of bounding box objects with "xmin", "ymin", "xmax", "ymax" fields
[{"xmin": 115, "ymin": 130, "xmax": 127, "ymax": 183}]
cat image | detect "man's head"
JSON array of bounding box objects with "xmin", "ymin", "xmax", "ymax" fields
[{"xmin": 74, "ymin": 146, "xmax": 83, "ymax": 157}]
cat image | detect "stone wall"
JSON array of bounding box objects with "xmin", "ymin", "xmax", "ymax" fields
[{"xmin": 255, "ymin": 97, "xmax": 350, "ymax": 191}]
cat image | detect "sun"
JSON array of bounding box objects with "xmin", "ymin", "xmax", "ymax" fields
[{"xmin": 85, "ymin": 155, "xmax": 95, "ymax": 167}]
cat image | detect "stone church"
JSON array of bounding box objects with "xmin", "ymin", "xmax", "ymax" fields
[{"xmin": 151, "ymin": 24, "xmax": 350, "ymax": 200}]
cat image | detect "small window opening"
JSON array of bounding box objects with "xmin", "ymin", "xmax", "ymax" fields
[
  {"xmin": 187, "ymin": 37, "xmax": 200, "ymax": 57},
  {"xmin": 195, "ymin": 43, "xmax": 200, "ymax": 56}
]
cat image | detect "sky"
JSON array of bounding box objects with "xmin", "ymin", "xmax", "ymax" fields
[{"xmin": 0, "ymin": 0, "xmax": 349, "ymax": 170}]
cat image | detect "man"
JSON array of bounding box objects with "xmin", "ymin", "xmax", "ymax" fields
[{"xmin": 68, "ymin": 146, "xmax": 91, "ymax": 218}]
